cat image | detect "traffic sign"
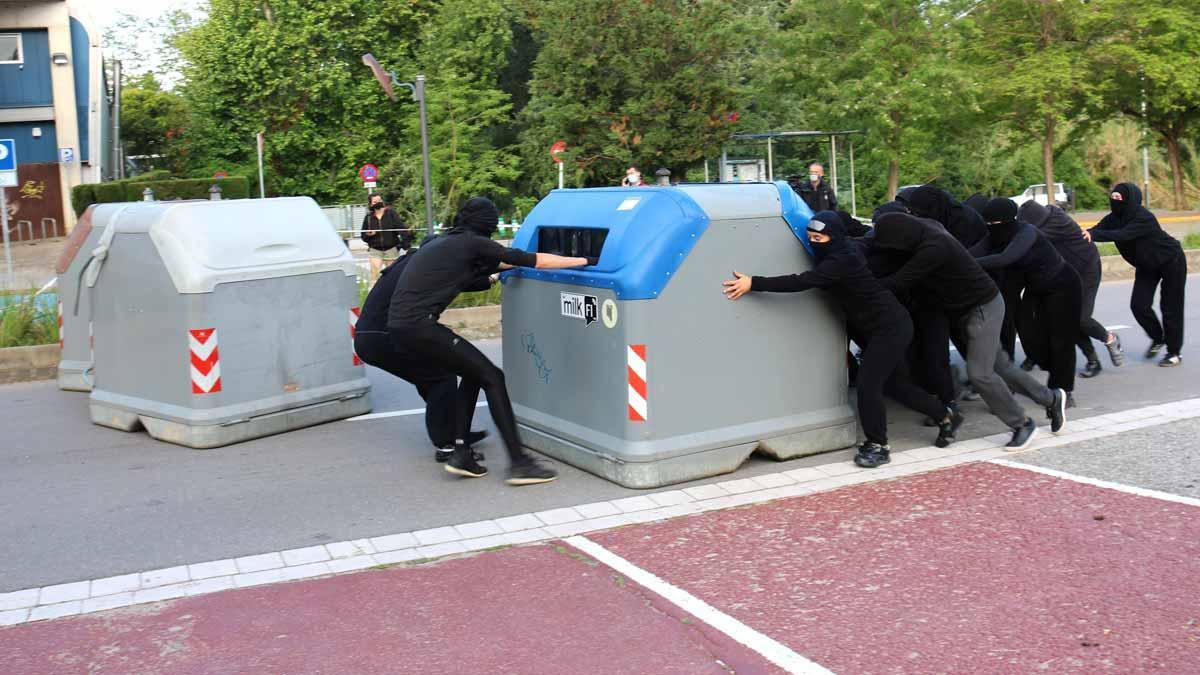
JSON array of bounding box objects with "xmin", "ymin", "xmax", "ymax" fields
[
  {"xmin": 359, "ymin": 164, "xmax": 379, "ymax": 181},
  {"xmin": 550, "ymin": 141, "xmax": 567, "ymax": 164},
  {"xmin": 213, "ymin": 171, "xmax": 228, "ymax": 179},
  {"xmin": 0, "ymin": 139, "xmax": 16, "ymax": 171}
]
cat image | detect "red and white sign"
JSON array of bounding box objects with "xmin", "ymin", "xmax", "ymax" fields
[
  {"xmin": 189, "ymin": 328, "xmax": 222, "ymax": 394},
  {"xmin": 550, "ymin": 141, "xmax": 567, "ymax": 164},
  {"xmin": 359, "ymin": 164, "xmax": 379, "ymax": 181},
  {"xmin": 213, "ymin": 171, "xmax": 228, "ymax": 179},
  {"xmin": 349, "ymin": 307, "xmax": 362, "ymax": 366},
  {"xmin": 627, "ymin": 344, "xmax": 647, "ymax": 422}
]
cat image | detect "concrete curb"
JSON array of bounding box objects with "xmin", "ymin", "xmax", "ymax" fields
[{"xmin": 0, "ymin": 344, "xmax": 59, "ymax": 385}]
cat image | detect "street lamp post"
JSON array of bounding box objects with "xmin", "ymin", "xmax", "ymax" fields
[{"xmin": 362, "ymin": 54, "xmax": 435, "ymax": 238}]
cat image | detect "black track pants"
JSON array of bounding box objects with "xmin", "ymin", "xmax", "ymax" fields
[
  {"xmin": 910, "ymin": 307, "xmax": 957, "ymax": 405},
  {"xmin": 354, "ymin": 331, "xmax": 456, "ymax": 447},
  {"xmin": 1076, "ymin": 264, "xmax": 1106, "ymax": 359},
  {"xmin": 1130, "ymin": 253, "xmax": 1187, "ymax": 355},
  {"xmin": 1018, "ymin": 266, "xmax": 1082, "ymax": 393},
  {"xmin": 857, "ymin": 317, "xmax": 941, "ymax": 446},
  {"xmin": 390, "ymin": 321, "xmax": 526, "ymax": 463}
]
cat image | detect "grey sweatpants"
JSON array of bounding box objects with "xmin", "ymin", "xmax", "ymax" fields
[{"xmin": 958, "ymin": 293, "xmax": 1054, "ymax": 429}]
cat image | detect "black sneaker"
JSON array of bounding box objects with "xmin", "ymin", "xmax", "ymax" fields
[
  {"xmin": 506, "ymin": 458, "xmax": 558, "ymax": 486},
  {"xmin": 1020, "ymin": 357, "xmax": 1036, "ymax": 372},
  {"xmin": 434, "ymin": 430, "xmax": 488, "ymax": 462},
  {"xmin": 1080, "ymin": 359, "xmax": 1102, "ymax": 378},
  {"xmin": 444, "ymin": 447, "xmax": 488, "ymax": 478},
  {"xmin": 1146, "ymin": 341, "xmax": 1166, "ymax": 359},
  {"xmin": 1106, "ymin": 334, "xmax": 1125, "ymax": 366},
  {"xmin": 853, "ymin": 442, "xmax": 891, "ymax": 468},
  {"xmin": 1046, "ymin": 388, "xmax": 1067, "ymax": 433},
  {"xmin": 935, "ymin": 408, "xmax": 965, "ymax": 448},
  {"xmin": 1159, "ymin": 353, "xmax": 1183, "ymax": 367},
  {"xmin": 1006, "ymin": 417, "xmax": 1038, "ymax": 451}
]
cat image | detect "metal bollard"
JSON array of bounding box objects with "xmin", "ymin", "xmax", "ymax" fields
[
  {"xmin": 143, "ymin": 187, "xmax": 155, "ymax": 202},
  {"xmin": 655, "ymin": 168, "xmax": 671, "ymax": 187},
  {"xmin": 17, "ymin": 220, "xmax": 32, "ymax": 241},
  {"xmin": 209, "ymin": 184, "xmax": 222, "ymax": 201}
]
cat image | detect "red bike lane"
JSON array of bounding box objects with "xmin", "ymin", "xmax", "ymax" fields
[{"xmin": 3, "ymin": 461, "xmax": 1198, "ymax": 674}]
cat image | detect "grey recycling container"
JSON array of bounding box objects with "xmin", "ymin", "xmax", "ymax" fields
[
  {"xmin": 85, "ymin": 197, "xmax": 372, "ymax": 448},
  {"xmin": 56, "ymin": 203, "xmax": 127, "ymax": 391},
  {"xmin": 501, "ymin": 182, "xmax": 857, "ymax": 488}
]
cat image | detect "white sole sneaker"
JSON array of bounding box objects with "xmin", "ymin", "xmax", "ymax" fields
[{"xmin": 1005, "ymin": 424, "xmax": 1039, "ymax": 452}]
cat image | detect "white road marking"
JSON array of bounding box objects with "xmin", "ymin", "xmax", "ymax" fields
[
  {"xmin": 347, "ymin": 401, "xmax": 487, "ymax": 422},
  {"xmin": 565, "ymin": 535, "xmax": 834, "ymax": 675},
  {"xmin": 989, "ymin": 459, "xmax": 1200, "ymax": 508}
]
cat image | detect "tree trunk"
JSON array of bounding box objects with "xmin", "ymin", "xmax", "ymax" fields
[
  {"xmin": 1042, "ymin": 115, "xmax": 1056, "ymax": 206},
  {"xmin": 887, "ymin": 159, "xmax": 899, "ymax": 201},
  {"xmin": 1163, "ymin": 133, "xmax": 1187, "ymax": 211}
]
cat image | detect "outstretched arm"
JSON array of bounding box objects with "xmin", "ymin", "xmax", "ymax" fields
[{"xmin": 974, "ymin": 226, "xmax": 1036, "ymax": 271}]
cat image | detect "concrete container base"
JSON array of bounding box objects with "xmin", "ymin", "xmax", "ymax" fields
[
  {"xmin": 90, "ymin": 393, "xmax": 372, "ymax": 449},
  {"xmin": 57, "ymin": 361, "xmax": 92, "ymax": 392},
  {"xmin": 519, "ymin": 419, "xmax": 858, "ymax": 489}
]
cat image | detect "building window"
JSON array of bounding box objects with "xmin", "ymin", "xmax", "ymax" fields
[{"xmin": 0, "ymin": 34, "xmax": 22, "ymax": 64}]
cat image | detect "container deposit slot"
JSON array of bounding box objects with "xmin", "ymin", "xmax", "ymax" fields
[{"xmin": 537, "ymin": 227, "xmax": 609, "ymax": 259}]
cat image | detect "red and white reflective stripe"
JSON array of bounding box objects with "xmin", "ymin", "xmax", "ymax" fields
[
  {"xmin": 349, "ymin": 307, "xmax": 362, "ymax": 366},
  {"xmin": 57, "ymin": 300, "xmax": 63, "ymax": 349},
  {"xmin": 627, "ymin": 344, "xmax": 647, "ymax": 422},
  {"xmin": 88, "ymin": 321, "xmax": 94, "ymax": 361},
  {"xmin": 189, "ymin": 328, "xmax": 222, "ymax": 394}
]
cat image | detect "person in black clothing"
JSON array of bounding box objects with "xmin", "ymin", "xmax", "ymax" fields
[
  {"xmin": 723, "ymin": 211, "xmax": 963, "ymax": 468},
  {"xmin": 388, "ymin": 197, "xmax": 593, "ymax": 485},
  {"xmin": 1087, "ymin": 183, "xmax": 1186, "ymax": 366},
  {"xmin": 869, "ymin": 212, "xmax": 1065, "ymax": 450},
  {"xmin": 796, "ymin": 163, "xmax": 838, "ymax": 213},
  {"xmin": 1019, "ymin": 200, "xmax": 1125, "ymax": 377},
  {"xmin": 355, "ymin": 244, "xmax": 489, "ymax": 461},
  {"xmin": 963, "ymin": 193, "xmax": 989, "ymax": 216},
  {"xmin": 838, "ymin": 209, "xmax": 870, "ymax": 238},
  {"xmin": 973, "ymin": 199, "xmax": 1082, "ymax": 405},
  {"xmin": 906, "ymin": 186, "xmax": 988, "ymax": 249},
  {"xmin": 362, "ymin": 194, "xmax": 413, "ymax": 283}
]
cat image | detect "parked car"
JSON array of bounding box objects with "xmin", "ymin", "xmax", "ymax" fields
[{"xmin": 1011, "ymin": 183, "xmax": 1072, "ymax": 209}]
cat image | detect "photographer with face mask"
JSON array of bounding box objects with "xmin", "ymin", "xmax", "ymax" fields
[
  {"xmin": 796, "ymin": 163, "xmax": 838, "ymax": 213},
  {"xmin": 362, "ymin": 193, "xmax": 412, "ymax": 283}
]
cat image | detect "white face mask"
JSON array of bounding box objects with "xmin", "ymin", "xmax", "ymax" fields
[
  {"xmin": 628, "ymin": 174, "xmax": 640, "ymax": 184},
  {"xmin": 809, "ymin": 173, "xmax": 820, "ymax": 183}
]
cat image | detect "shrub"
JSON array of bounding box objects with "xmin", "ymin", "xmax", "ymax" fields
[
  {"xmin": 70, "ymin": 184, "xmax": 95, "ymax": 216},
  {"xmin": 0, "ymin": 294, "xmax": 59, "ymax": 348},
  {"xmin": 92, "ymin": 181, "xmax": 127, "ymax": 204}
]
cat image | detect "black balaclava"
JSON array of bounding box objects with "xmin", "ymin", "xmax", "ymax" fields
[
  {"xmin": 454, "ymin": 197, "xmax": 500, "ymax": 236},
  {"xmin": 963, "ymin": 193, "xmax": 989, "ymax": 215},
  {"xmin": 807, "ymin": 210, "xmax": 850, "ymax": 262},
  {"xmin": 871, "ymin": 211, "xmax": 935, "ymax": 252},
  {"xmin": 906, "ymin": 186, "xmax": 950, "ymax": 224},
  {"xmin": 1108, "ymin": 182, "xmax": 1142, "ymax": 225},
  {"xmin": 981, "ymin": 197, "xmax": 1021, "ymax": 247},
  {"xmin": 872, "ymin": 201, "xmax": 909, "ymax": 221},
  {"xmin": 837, "ymin": 209, "xmax": 870, "ymax": 237},
  {"xmin": 1017, "ymin": 200, "xmax": 1051, "ymax": 227}
]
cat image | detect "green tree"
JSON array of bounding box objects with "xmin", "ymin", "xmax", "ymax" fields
[
  {"xmin": 519, "ymin": 0, "xmax": 747, "ymax": 189},
  {"xmin": 379, "ymin": 0, "xmax": 522, "ymax": 227},
  {"xmin": 967, "ymin": 0, "xmax": 1105, "ymax": 205},
  {"xmin": 175, "ymin": 0, "xmax": 434, "ymax": 201},
  {"xmin": 1091, "ymin": 0, "xmax": 1200, "ymax": 209},
  {"xmin": 119, "ymin": 73, "xmax": 191, "ymax": 174},
  {"xmin": 768, "ymin": 0, "xmax": 977, "ymax": 203}
]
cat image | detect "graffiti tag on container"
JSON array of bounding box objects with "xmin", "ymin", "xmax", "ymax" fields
[{"xmin": 521, "ymin": 332, "xmax": 551, "ymax": 383}]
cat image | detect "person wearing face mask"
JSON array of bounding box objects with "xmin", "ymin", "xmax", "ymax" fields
[
  {"xmin": 1087, "ymin": 183, "xmax": 1186, "ymax": 367},
  {"xmin": 622, "ymin": 166, "xmax": 646, "ymax": 187},
  {"xmin": 972, "ymin": 198, "xmax": 1081, "ymax": 407},
  {"xmin": 723, "ymin": 211, "xmax": 963, "ymax": 469},
  {"xmin": 905, "ymin": 185, "xmax": 988, "ymax": 249},
  {"xmin": 362, "ymin": 194, "xmax": 412, "ymax": 283},
  {"xmin": 796, "ymin": 163, "xmax": 838, "ymax": 213},
  {"xmin": 869, "ymin": 211, "xmax": 1065, "ymax": 450},
  {"xmin": 1019, "ymin": 200, "xmax": 1124, "ymax": 378},
  {"xmin": 388, "ymin": 197, "xmax": 594, "ymax": 485}
]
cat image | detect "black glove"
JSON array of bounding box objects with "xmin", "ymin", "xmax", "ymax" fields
[{"xmin": 585, "ymin": 257, "xmax": 600, "ymax": 266}]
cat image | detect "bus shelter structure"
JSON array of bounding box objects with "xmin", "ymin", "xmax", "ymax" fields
[{"xmin": 721, "ymin": 130, "xmax": 864, "ymax": 217}]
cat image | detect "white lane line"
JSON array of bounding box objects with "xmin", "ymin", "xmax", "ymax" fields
[
  {"xmin": 989, "ymin": 459, "xmax": 1200, "ymax": 508},
  {"xmin": 348, "ymin": 401, "xmax": 487, "ymax": 422},
  {"xmin": 565, "ymin": 535, "xmax": 834, "ymax": 675}
]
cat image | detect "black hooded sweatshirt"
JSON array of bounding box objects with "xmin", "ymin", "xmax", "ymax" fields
[
  {"xmin": 1018, "ymin": 201, "xmax": 1099, "ymax": 284},
  {"xmin": 870, "ymin": 212, "xmax": 998, "ymax": 313},
  {"xmin": 906, "ymin": 186, "xmax": 988, "ymax": 249},
  {"xmin": 750, "ymin": 211, "xmax": 906, "ymax": 334},
  {"xmin": 388, "ymin": 197, "xmax": 536, "ymax": 327},
  {"xmin": 1089, "ymin": 183, "xmax": 1182, "ymax": 269},
  {"xmin": 359, "ymin": 236, "xmax": 490, "ymax": 333},
  {"xmin": 971, "ymin": 198, "xmax": 1065, "ymax": 293}
]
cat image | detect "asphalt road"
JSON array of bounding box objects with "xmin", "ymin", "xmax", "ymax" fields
[{"xmin": 3, "ymin": 276, "xmax": 1200, "ymax": 591}]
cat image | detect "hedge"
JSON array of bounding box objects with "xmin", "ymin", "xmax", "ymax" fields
[{"xmin": 71, "ymin": 176, "xmax": 252, "ymax": 215}]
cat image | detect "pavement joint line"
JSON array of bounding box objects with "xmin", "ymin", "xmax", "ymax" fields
[
  {"xmin": 8, "ymin": 396, "xmax": 1200, "ymax": 627},
  {"xmin": 347, "ymin": 400, "xmax": 487, "ymax": 422},
  {"xmin": 565, "ymin": 535, "xmax": 834, "ymax": 675},
  {"xmin": 989, "ymin": 459, "xmax": 1200, "ymax": 509}
]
